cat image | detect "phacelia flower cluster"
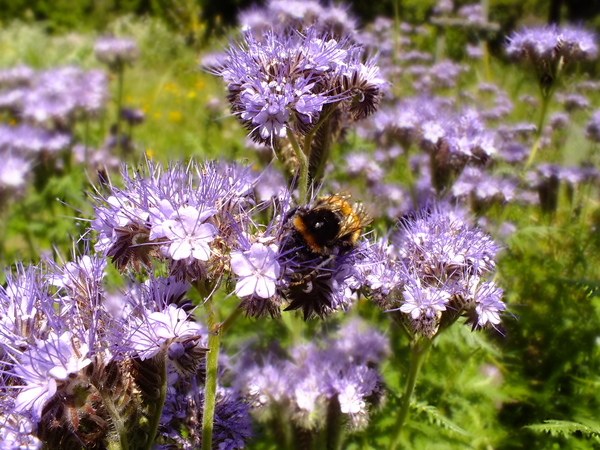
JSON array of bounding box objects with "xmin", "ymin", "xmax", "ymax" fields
[
  {"xmin": 233, "ymin": 320, "xmax": 388, "ymax": 432},
  {"xmin": 506, "ymin": 25, "xmax": 598, "ymax": 65},
  {"xmin": 585, "ymin": 110, "xmax": 600, "ymax": 143},
  {"xmin": 213, "ymin": 26, "xmax": 384, "ymax": 148},
  {"xmin": 239, "ymin": 0, "xmax": 359, "ymax": 41},
  {"xmin": 0, "ymin": 254, "xmax": 232, "ymax": 449},
  {"xmin": 359, "ymin": 206, "xmax": 505, "ymax": 338},
  {"xmin": 91, "ymin": 160, "xmax": 374, "ymax": 321},
  {"xmin": 94, "ymin": 36, "xmax": 139, "ymax": 70},
  {"xmin": 91, "ymin": 160, "xmax": 255, "ymax": 281}
]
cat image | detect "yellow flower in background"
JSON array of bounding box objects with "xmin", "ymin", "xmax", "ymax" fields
[{"xmin": 169, "ymin": 111, "xmax": 182, "ymax": 122}]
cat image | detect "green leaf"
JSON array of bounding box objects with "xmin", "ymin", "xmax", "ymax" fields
[
  {"xmin": 557, "ymin": 278, "xmax": 600, "ymax": 298},
  {"xmin": 413, "ymin": 402, "xmax": 471, "ymax": 437},
  {"xmin": 525, "ymin": 420, "xmax": 600, "ymax": 440}
]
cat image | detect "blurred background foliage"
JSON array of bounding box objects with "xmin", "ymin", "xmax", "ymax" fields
[{"xmin": 2, "ymin": 0, "xmax": 600, "ymax": 44}]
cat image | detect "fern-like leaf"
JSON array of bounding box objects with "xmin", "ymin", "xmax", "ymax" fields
[
  {"xmin": 557, "ymin": 278, "xmax": 600, "ymax": 298},
  {"xmin": 413, "ymin": 401, "xmax": 470, "ymax": 436},
  {"xmin": 525, "ymin": 420, "xmax": 600, "ymax": 441}
]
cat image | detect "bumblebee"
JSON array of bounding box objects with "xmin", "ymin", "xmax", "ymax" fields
[
  {"xmin": 280, "ymin": 195, "xmax": 371, "ymax": 319},
  {"xmin": 283, "ymin": 194, "xmax": 370, "ymax": 256}
]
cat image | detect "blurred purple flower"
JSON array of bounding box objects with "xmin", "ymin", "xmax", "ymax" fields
[
  {"xmin": 94, "ymin": 36, "xmax": 139, "ymax": 69},
  {"xmin": 506, "ymin": 24, "xmax": 597, "ymax": 64},
  {"xmin": 585, "ymin": 110, "xmax": 600, "ymax": 143}
]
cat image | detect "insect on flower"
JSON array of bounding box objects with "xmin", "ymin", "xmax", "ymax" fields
[{"xmin": 280, "ymin": 194, "xmax": 371, "ymax": 319}]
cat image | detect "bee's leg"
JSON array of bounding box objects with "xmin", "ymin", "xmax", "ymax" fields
[{"xmin": 288, "ymin": 254, "xmax": 336, "ymax": 286}]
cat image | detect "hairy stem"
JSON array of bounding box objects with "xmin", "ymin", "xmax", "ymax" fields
[
  {"xmin": 389, "ymin": 337, "xmax": 433, "ymax": 450},
  {"xmin": 143, "ymin": 356, "xmax": 168, "ymax": 450},
  {"xmin": 524, "ymin": 90, "xmax": 551, "ymax": 170},
  {"xmin": 115, "ymin": 63, "xmax": 124, "ymax": 157},
  {"xmin": 201, "ymin": 296, "xmax": 220, "ymax": 450}
]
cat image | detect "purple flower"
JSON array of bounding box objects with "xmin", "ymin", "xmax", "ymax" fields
[
  {"xmin": 238, "ymin": 0, "xmax": 358, "ymax": 41},
  {"xmin": 376, "ymin": 205, "xmax": 507, "ymax": 336},
  {"xmin": 472, "ymin": 281, "xmax": 505, "ymax": 327},
  {"xmin": 0, "ymin": 264, "xmax": 58, "ymax": 348},
  {"xmin": 506, "ymin": 25, "xmax": 598, "ymax": 64},
  {"xmin": 13, "ymin": 331, "xmax": 92, "ymax": 419},
  {"xmin": 452, "ymin": 166, "xmax": 517, "ymax": 210},
  {"xmin": 94, "ymin": 36, "xmax": 139, "ymax": 69},
  {"xmin": 0, "ymin": 65, "xmax": 34, "ymax": 89},
  {"xmin": 0, "ymin": 124, "xmax": 71, "ymax": 156},
  {"xmin": 232, "ymin": 319, "xmax": 387, "ymax": 430},
  {"xmin": 21, "ymin": 67, "xmax": 108, "ymax": 127},
  {"xmin": 560, "ymin": 93, "xmax": 590, "ymax": 112},
  {"xmin": 433, "ymin": 0, "xmax": 454, "ymax": 15},
  {"xmin": 400, "ymin": 277, "xmax": 449, "ymax": 320},
  {"xmin": 90, "ymin": 159, "xmax": 257, "ymax": 278},
  {"xmin": 213, "ymin": 26, "xmax": 384, "ymax": 145},
  {"xmin": 0, "ymin": 414, "xmax": 41, "ymax": 450},
  {"xmin": 0, "ymin": 257, "xmax": 212, "ymax": 448},
  {"xmin": 356, "ymin": 239, "xmax": 404, "ymax": 308},
  {"xmin": 160, "ymin": 381, "xmax": 253, "ymax": 449},
  {"xmin": 231, "ymin": 242, "xmax": 281, "ymax": 299},
  {"xmin": 128, "ymin": 304, "xmax": 205, "ymax": 361},
  {"xmin": 457, "ymin": 4, "xmax": 486, "ymax": 26},
  {"xmin": 0, "ymin": 153, "xmax": 30, "ymax": 191},
  {"xmin": 585, "ymin": 110, "xmax": 600, "ymax": 143},
  {"xmin": 158, "ymin": 206, "xmax": 218, "ymax": 261}
]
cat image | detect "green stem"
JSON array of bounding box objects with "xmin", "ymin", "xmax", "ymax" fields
[
  {"xmin": 201, "ymin": 296, "xmax": 220, "ymax": 450},
  {"xmin": 524, "ymin": 91, "xmax": 551, "ymax": 171},
  {"xmin": 144, "ymin": 357, "xmax": 168, "ymax": 450},
  {"xmin": 389, "ymin": 337, "xmax": 433, "ymax": 450},
  {"xmin": 287, "ymin": 128, "xmax": 308, "ymax": 201},
  {"xmin": 325, "ymin": 395, "xmax": 343, "ymax": 450},
  {"xmin": 271, "ymin": 403, "xmax": 291, "ymax": 447},
  {"xmin": 219, "ymin": 306, "xmax": 243, "ymax": 334},
  {"xmin": 103, "ymin": 387, "xmax": 130, "ymax": 450},
  {"xmin": 115, "ymin": 63, "xmax": 124, "ymax": 157}
]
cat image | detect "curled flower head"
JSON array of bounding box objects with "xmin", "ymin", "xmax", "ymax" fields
[
  {"xmin": 90, "ymin": 159, "xmax": 257, "ymax": 280},
  {"xmin": 213, "ymin": 26, "xmax": 385, "ymax": 148},
  {"xmin": 366, "ymin": 205, "xmax": 508, "ymax": 337},
  {"xmin": 233, "ymin": 319, "xmax": 387, "ymax": 431},
  {"xmin": 506, "ymin": 25, "xmax": 598, "ymax": 63}
]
